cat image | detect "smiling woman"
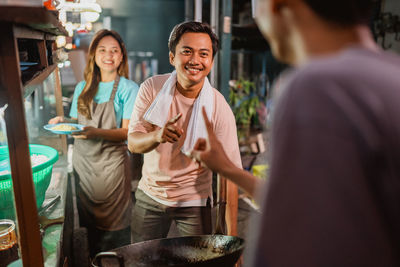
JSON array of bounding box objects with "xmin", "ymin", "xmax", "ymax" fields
[
  {"xmin": 94, "ymin": 36, "xmax": 123, "ymax": 81},
  {"xmin": 77, "ymin": 30, "xmax": 129, "ymax": 120},
  {"xmin": 47, "ymin": 29, "xmax": 140, "ymax": 257}
]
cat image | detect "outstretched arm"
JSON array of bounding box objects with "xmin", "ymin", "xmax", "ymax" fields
[
  {"xmin": 73, "ymin": 119, "xmax": 129, "ymax": 141},
  {"xmin": 128, "ymin": 113, "xmax": 184, "ymax": 153},
  {"xmin": 191, "ymin": 107, "xmax": 263, "ymax": 198},
  {"xmin": 49, "ymin": 116, "xmax": 129, "ymax": 142}
]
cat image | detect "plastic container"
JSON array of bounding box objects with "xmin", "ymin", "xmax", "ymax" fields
[
  {"xmin": 0, "ymin": 144, "xmax": 59, "ymax": 219},
  {"xmin": 0, "ymin": 219, "xmax": 18, "ymax": 266}
]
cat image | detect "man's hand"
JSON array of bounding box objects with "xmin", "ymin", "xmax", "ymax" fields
[
  {"xmin": 190, "ymin": 107, "xmax": 235, "ymax": 173},
  {"xmin": 156, "ymin": 113, "xmax": 184, "ymax": 143}
]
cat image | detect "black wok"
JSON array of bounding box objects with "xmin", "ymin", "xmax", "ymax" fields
[{"xmin": 92, "ymin": 235, "xmax": 245, "ymax": 267}]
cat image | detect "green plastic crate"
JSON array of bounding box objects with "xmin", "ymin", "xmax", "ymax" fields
[{"xmin": 0, "ymin": 144, "xmax": 59, "ymax": 219}]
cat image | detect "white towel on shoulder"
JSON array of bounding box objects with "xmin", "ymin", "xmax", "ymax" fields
[{"xmin": 143, "ymin": 71, "xmax": 214, "ymax": 155}]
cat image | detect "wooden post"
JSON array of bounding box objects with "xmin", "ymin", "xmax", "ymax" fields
[
  {"xmin": 226, "ymin": 180, "xmax": 238, "ymax": 236},
  {"xmin": 37, "ymin": 39, "xmax": 48, "ymax": 68},
  {"xmin": 215, "ymin": 174, "xmax": 227, "ymax": 234},
  {"xmin": 0, "ymin": 22, "xmax": 44, "ymax": 267},
  {"xmin": 54, "ymin": 66, "xmax": 67, "ymax": 154}
]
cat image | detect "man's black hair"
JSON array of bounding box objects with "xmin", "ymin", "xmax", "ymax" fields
[
  {"xmin": 304, "ymin": 0, "xmax": 378, "ymax": 26},
  {"xmin": 168, "ymin": 21, "xmax": 219, "ymax": 58}
]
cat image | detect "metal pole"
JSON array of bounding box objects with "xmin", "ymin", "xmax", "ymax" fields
[
  {"xmin": 210, "ymin": 0, "xmax": 219, "ymax": 88},
  {"xmin": 218, "ymin": 0, "xmax": 232, "ymax": 100},
  {"xmin": 194, "ymin": 0, "xmax": 202, "ymax": 22},
  {"xmin": 185, "ymin": 0, "xmax": 194, "ymax": 21}
]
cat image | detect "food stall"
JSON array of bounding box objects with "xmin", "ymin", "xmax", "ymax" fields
[
  {"xmin": 0, "ymin": 1, "xmax": 270, "ymax": 266},
  {"xmin": 0, "ymin": 4, "xmax": 72, "ymax": 267}
]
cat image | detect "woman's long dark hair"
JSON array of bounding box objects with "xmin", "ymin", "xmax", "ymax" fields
[{"xmin": 77, "ymin": 29, "xmax": 129, "ymax": 119}]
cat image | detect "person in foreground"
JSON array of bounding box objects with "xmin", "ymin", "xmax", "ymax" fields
[
  {"xmin": 128, "ymin": 21, "xmax": 242, "ymax": 242},
  {"xmin": 191, "ymin": 0, "xmax": 400, "ymax": 265},
  {"xmin": 49, "ymin": 29, "xmax": 139, "ymax": 256}
]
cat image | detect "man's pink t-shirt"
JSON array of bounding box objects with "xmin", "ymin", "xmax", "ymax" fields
[{"xmin": 129, "ymin": 73, "xmax": 242, "ymax": 206}]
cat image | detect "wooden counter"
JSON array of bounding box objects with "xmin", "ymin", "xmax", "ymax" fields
[{"xmin": 0, "ymin": 5, "xmax": 66, "ymax": 266}]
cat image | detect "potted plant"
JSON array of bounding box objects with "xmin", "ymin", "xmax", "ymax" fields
[{"xmin": 229, "ymin": 78, "xmax": 260, "ymax": 142}]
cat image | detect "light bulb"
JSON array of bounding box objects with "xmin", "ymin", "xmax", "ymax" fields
[{"xmin": 82, "ymin": 11, "xmax": 100, "ymax": 22}]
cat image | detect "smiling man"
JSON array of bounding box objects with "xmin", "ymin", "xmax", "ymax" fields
[{"xmin": 127, "ymin": 21, "xmax": 242, "ymax": 242}]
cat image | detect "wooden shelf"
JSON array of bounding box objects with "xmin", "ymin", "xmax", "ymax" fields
[
  {"xmin": 23, "ymin": 64, "xmax": 57, "ymax": 96},
  {"xmin": 14, "ymin": 25, "xmax": 57, "ymax": 40},
  {"xmin": 0, "ymin": 6, "xmax": 67, "ymax": 36}
]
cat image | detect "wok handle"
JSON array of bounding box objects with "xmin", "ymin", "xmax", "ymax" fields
[
  {"xmin": 215, "ymin": 174, "xmax": 227, "ymax": 235},
  {"xmin": 92, "ymin": 251, "xmax": 125, "ymax": 267}
]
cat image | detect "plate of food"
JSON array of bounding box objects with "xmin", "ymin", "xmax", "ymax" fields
[{"xmin": 43, "ymin": 123, "xmax": 84, "ymax": 135}]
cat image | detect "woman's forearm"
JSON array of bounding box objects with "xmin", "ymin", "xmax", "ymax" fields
[
  {"xmin": 219, "ymin": 164, "xmax": 263, "ymax": 199},
  {"xmin": 91, "ymin": 118, "xmax": 129, "ymax": 142},
  {"xmin": 95, "ymin": 128, "xmax": 128, "ymax": 142}
]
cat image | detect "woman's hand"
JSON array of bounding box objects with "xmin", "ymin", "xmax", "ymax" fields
[
  {"xmin": 190, "ymin": 107, "xmax": 235, "ymax": 173},
  {"xmin": 156, "ymin": 113, "xmax": 184, "ymax": 143},
  {"xmin": 191, "ymin": 106, "xmax": 262, "ymax": 199},
  {"xmin": 48, "ymin": 116, "xmax": 64, "ymax": 124},
  {"xmin": 73, "ymin": 126, "xmax": 99, "ymax": 139}
]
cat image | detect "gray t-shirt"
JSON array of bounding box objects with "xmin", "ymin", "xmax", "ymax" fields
[{"xmin": 248, "ymin": 47, "xmax": 400, "ymax": 266}]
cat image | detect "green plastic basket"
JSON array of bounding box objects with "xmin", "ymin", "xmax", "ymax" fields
[{"xmin": 0, "ymin": 144, "xmax": 59, "ymax": 219}]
